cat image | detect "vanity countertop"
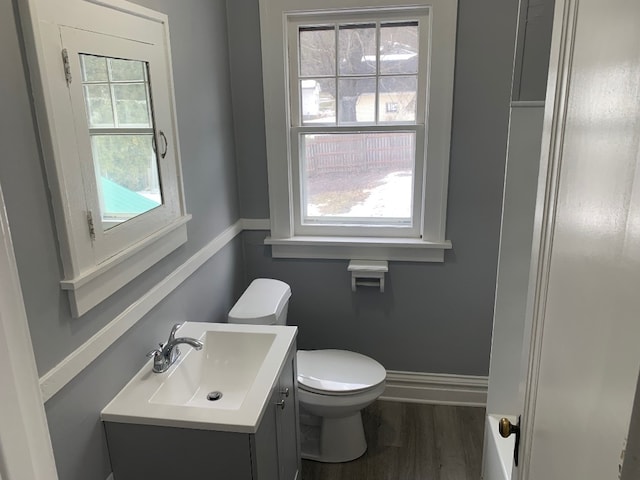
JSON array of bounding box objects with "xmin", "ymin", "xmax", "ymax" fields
[{"xmin": 101, "ymin": 322, "xmax": 297, "ymax": 433}]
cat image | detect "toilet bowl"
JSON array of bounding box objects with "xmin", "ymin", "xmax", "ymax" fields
[
  {"xmin": 296, "ymin": 349, "xmax": 386, "ymax": 462},
  {"xmin": 228, "ymin": 278, "xmax": 386, "ymax": 463}
]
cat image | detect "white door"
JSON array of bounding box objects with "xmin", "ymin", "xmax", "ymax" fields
[
  {"xmin": 0, "ymin": 180, "xmax": 58, "ymax": 479},
  {"xmin": 494, "ymin": 0, "xmax": 640, "ymax": 478}
]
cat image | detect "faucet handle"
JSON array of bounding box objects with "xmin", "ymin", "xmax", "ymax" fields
[{"xmin": 146, "ymin": 345, "xmax": 162, "ymax": 359}]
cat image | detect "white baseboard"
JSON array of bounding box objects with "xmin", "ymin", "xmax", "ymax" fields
[
  {"xmin": 39, "ymin": 220, "xmax": 244, "ymax": 402},
  {"xmin": 380, "ymin": 371, "xmax": 488, "ymax": 407}
]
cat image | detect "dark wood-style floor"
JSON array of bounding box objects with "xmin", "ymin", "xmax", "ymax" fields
[{"xmin": 301, "ymin": 401, "xmax": 485, "ymax": 480}]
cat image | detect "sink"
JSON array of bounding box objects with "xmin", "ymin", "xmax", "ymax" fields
[
  {"xmin": 149, "ymin": 330, "xmax": 276, "ymax": 409},
  {"xmin": 101, "ymin": 322, "xmax": 297, "ymax": 433}
]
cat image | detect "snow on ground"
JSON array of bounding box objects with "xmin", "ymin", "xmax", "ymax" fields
[{"xmin": 308, "ymin": 170, "xmax": 412, "ymax": 218}]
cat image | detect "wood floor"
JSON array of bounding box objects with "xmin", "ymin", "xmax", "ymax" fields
[{"xmin": 301, "ymin": 401, "xmax": 485, "ymax": 480}]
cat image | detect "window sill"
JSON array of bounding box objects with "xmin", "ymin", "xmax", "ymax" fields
[
  {"xmin": 60, "ymin": 215, "xmax": 191, "ymax": 317},
  {"xmin": 264, "ymin": 236, "xmax": 452, "ymax": 262}
]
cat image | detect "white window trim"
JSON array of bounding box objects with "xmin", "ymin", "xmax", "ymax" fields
[
  {"xmin": 19, "ymin": 0, "xmax": 190, "ymax": 316},
  {"xmin": 288, "ymin": 11, "xmax": 429, "ymax": 239},
  {"xmin": 258, "ymin": 0, "xmax": 457, "ymax": 262}
]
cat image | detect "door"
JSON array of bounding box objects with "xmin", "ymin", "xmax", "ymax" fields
[{"xmin": 495, "ymin": 0, "xmax": 640, "ymax": 478}]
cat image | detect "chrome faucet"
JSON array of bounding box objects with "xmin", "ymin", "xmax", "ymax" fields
[{"xmin": 147, "ymin": 323, "xmax": 203, "ymax": 373}]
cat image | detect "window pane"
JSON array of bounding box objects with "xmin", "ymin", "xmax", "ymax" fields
[
  {"xmin": 378, "ymin": 76, "xmax": 417, "ymax": 122},
  {"xmin": 338, "ymin": 77, "xmax": 376, "ymax": 123},
  {"xmin": 108, "ymin": 58, "xmax": 146, "ymax": 82},
  {"xmin": 301, "ymin": 132, "xmax": 414, "ymax": 221},
  {"xmin": 83, "ymin": 84, "xmax": 115, "ymax": 128},
  {"xmin": 81, "ymin": 55, "xmax": 108, "ymax": 82},
  {"xmin": 302, "ymin": 78, "xmax": 336, "ymax": 124},
  {"xmin": 113, "ymin": 84, "xmax": 151, "ymax": 127},
  {"xmin": 338, "ymin": 24, "xmax": 377, "ymax": 76},
  {"xmin": 299, "ymin": 26, "xmax": 336, "ymax": 77},
  {"xmin": 380, "ymin": 22, "xmax": 419, "ymax": 74},
  {"xmin": 91, "ymin": 135, "xmax": 163, "ymax": 230}
]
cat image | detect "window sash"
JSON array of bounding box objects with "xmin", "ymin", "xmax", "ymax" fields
[
  {"xmin": 288, "ymin": 12, "xmax": 429, "ymax": 128},
  {"xmin": 290, "ymin": 124, "xmax": 425, "ymax": 237},
  {"xmin": 287, "ymin": 10, "xmax": 429, "ymax": 238}
]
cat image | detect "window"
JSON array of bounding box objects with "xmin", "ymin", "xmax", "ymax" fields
[
  {"xmin": 20, "ymin": 0, "xmax": 190, "ymax": 316},
  {"xmin": 79, "ymin": 54, "xmax": 162, "ymax": 230},
  {"xmin": 290, "ymin": 16, "xmax": 425, "ymax": 238},
  {"xmin": 259, "ymin": 1, "xmax": 457, "ymax": 261}
]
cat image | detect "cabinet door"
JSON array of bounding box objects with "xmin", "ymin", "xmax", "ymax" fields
[
  {"xmin": 275, "ymin": 352, "xmax": 300, "ymax": 480},
  {"xmin": 251, "ymin": 389, "xmax": 280, "ymax": 480}
]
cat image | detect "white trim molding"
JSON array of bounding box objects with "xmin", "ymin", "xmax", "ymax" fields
[
  {"xmin": 0, "ymin": 183, "xmax": 59, "ymax": 479},
  {"xmin": 380, "ymin": 371, "xmax": 488, "ymax": 407},
  {"xmin": 266, "ymin": 236, "xmax": 451, "ymax": 262},
  {"xmin": 259, "ymin": 0, "xmax": 457, "ymax": 260},
  {"xmin": 519, "ymin": 0, "xmax": 580, "ymax": 475},
  {"xmin": 61, "ymin": 216, "xmax": 190, "ymax": 317},
  {"xmin": 40, "ymin": 219, "xmax": 243, "ymax": 402}
]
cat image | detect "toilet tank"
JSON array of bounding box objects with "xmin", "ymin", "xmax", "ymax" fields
[{"xmin": 228, "ymin": 278, "xmax": 291, "ymax": 325}]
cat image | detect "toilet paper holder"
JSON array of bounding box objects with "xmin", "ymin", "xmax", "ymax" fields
[{"xmin": 348, "ymin": 260, "xmax": 388, "ymax": 292}]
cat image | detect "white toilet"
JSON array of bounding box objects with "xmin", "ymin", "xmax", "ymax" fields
[{"xmin": 228, "ymin": 278, "xmax": 386, "ymax": 463}]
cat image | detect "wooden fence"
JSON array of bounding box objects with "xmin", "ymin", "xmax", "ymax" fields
[{"xmin": 304, "ymin": 133, "xmax": 414, "ymax": 176}]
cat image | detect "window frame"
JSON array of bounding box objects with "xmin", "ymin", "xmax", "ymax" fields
[
  {"xmin": 62, "ymin": 26, "xmax": 184, "ymax": 264},
  {"xmin": 19, "ymin": 0, "xmax": 190, "ymax": 316},
  {"xmin": 288, "ymin": 11, "xmax": 429, "ymax": 238},
  {"xmin": 259, "ymin": 0, "xmax": 458, "ymax": 262}
]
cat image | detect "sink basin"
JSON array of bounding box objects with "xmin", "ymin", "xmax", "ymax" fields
[
  {"xmin": 149, "ymin": 330, "xmax": 276, "ymax": 409},
  {"xmin": 101, "ymin": 322, "xmax": 297, "ymax": 433}
]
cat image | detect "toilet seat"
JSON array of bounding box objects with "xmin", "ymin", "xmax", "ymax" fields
[{"xmin": 297, "ymin": 349, "xmax": 386, "ymax": 396}]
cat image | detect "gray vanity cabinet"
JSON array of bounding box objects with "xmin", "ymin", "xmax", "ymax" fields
[
  {"xmin": 104, "ymin": 345, "xmax": 300, "ymax": 480},
  {"xmin": 251, "ymin": 348, "xmax": 300, "ymax": 480}
]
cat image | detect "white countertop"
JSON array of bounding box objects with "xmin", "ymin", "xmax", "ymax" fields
[{"xmin": 101, "ymin": 322, "xmax": 297, "ymax": 433}]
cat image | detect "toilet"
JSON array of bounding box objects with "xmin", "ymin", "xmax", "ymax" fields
[{"xmin": 228, "ymin": 278, "xmax": 386, "ymax": 463}]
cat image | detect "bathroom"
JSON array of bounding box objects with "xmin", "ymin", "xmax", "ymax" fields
[{"xmin": 2, "ymin": 0, "xmax": 640, "ymax": 479}]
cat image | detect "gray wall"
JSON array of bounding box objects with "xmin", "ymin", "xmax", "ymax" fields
[
  {"xmin": 513, "ymin": 0, "xmax": 555, "ymax": 101},
  {"xmin": 1, "ymin": 0, "xmax": 242, "ymax": 478},
  {"xmin": 226, "ymin": 0, "xmax": 270, "ymax": 218},
  {"xmin": 230, "ymin": 0, "xmax": 520, "ymax": 376},
  {"xmin": 44, "ymin": 243, "xmax": 244, "ymax": 480}
]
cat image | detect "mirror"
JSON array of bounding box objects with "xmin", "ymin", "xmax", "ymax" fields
[{"xmin": 80, "ymin": 54, "xmax": 163, "ymax": 231}]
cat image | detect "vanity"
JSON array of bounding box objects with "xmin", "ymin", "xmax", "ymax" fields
[{"xmin": 101, "ymin": 322, "xmax": 300, "ymax": 480}]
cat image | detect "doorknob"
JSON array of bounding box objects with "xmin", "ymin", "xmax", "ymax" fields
[
  {"xmin": 499, "ymin": 417, "xmax": 521, "ymax": 467},
  {"xmin": 499, "ymin": 417, "xmax": 519, "ymax": 438}
]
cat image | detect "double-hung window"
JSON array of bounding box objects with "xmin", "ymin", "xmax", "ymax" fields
[
  {"xmin": 291, "ymin": 15, "xmax": 426, "ymax": 238},
  {"xmin": 259, "ymin": 1, "xmax": 457, "ymax": 261}
]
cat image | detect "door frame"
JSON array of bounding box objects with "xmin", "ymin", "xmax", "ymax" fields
[
  {"xmin": 0, "ymin": 181, "xmax": 58, "ymax": 479},
  {"xmin": 516, "ymin": 0, "xmax": 580, "ymax": 477}
]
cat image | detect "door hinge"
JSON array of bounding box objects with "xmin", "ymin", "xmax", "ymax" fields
[
  {"xmin": 61, "ymin": 48, "xmax": 72, "ymax": 85},
  {"xmin": 87, "ymin": 211, "xmax": 96, "ymax": 241}
]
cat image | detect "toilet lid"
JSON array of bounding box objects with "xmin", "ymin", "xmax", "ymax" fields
[{"xmin": 297, "ymin": 350, "xmax": 386, "ymax": 394}]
